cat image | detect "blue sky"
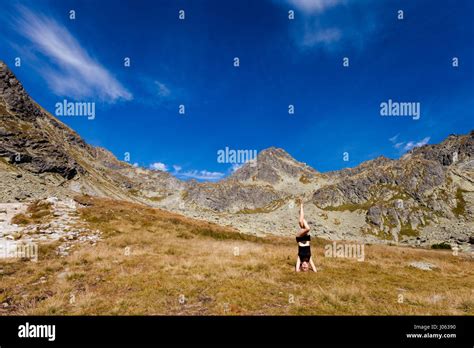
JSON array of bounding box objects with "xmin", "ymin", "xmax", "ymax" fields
[{"xmin": 1, "ymin": 0, "xmax": 473, "ymax": 180}]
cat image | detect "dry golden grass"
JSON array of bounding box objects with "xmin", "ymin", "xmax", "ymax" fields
[
  {"xmin": 11, "ymin": 200, "xmax": 53, "ymax": 226},
  {"xmin": 0, "ymin": 196, "xmax": 473, "ymax": 315}
]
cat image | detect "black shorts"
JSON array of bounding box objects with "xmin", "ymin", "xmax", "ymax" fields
[{"xmin": 298, "ymin": 246, "xmax": 311, "ymax": 262}]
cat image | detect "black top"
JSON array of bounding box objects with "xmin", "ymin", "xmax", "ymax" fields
[
  {"xmin": 296, "ymin": 234, "xmax": 311, "ymax": 262},
  {"xmin": 296, "ymin": 234, "xmax": 310, "ymax": 243}
]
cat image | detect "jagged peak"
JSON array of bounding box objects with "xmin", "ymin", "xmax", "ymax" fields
[
  {"xmin": 0, "ymin": 61, "xmax": 44, "ymax": 122},
  {"xmin": 228, "ymin": 146, "xmax": 319, "ymax": 186},
  {"xmin": 407, "ymin": 130, "xmax": 473, "ymax": 166},
  {"xmin": 258, "ymin": 147, "xmax": 291, "ymax": 158},
  {"xmin": 257, "ymin": 147, "xmax": 314, "ymax": 169}
]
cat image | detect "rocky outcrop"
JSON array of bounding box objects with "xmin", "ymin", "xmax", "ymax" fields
[
  {"xmin": 184, "ymin": 180, "xmax": 285, "ymax": 213},
  {"xmin": 179, "ymin": 147, "xmax": 321, "ymax": 213},
  {"xmin": 313, "ymin": 157, "xmax": 446, "ymax": 208},
  {"xmin": 0, "ymin": 61, "xmax": 88, "ymax": 179},
  {"xmin": 409, "ymin": 132, "xmax": 474, "ymax": 166},
  {"xmin": 312, "ymin": 133, "xmax": 474, "ymax": 243},
  {"xmin": 230, "ymin": 147, "xmax": 318, "ymax": 185}
]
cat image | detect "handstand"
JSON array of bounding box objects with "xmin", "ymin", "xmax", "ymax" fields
[{"xmin": 295, "ymin": 201, "xmax": 317, "ymax": 272}]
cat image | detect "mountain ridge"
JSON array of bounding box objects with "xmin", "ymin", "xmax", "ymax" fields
[{"xmin": 1, "ymin": 61, "xmax": 473, "ymax": 248}]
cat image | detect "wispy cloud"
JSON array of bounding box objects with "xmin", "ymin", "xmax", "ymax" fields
[
  {"xmin": 13, "ymin": 6, "xmax": 131, "ymax": 101},
  {"xmin": 134, "ymin": 76, "xmax": 176, "ymax": 107},
  {"xmin": 389, "ymin": 134, "xmax": 407, "ymax": 150},
  {"xmin": 281, "ymin": 0, "xmax": 377, "ymax": 51},
  {"xmin": 150, "ymin": 162, "xmax": 168, "ymax": 171},
  {"xmin": 389, "ymin": 134, "xmax": 399, "ymax": 143},
  {"xmin": 302, "ymin": 27, "xmax": 341, "ymax": 46},
  {"xmin": 286, "ymin": 0, "xmax": 343, "ymax": 14},
  {"xmin": 403, "ymin": 137, "xmax": 430, "ymax": 152},
  {"xmin": 152, "ymin": 162, "xmax": 225, "ymax": 181},
  {"xmin": 175, "ymin": 170, "xmax": 225, "ymax": 181},
  {"xmin": 155, "ymin": 81, "xmax": 171, "ymax": 98},
  {"xmin": 390, "ymin": 135, "xmax": 430, "ymax": 152},
  {"xmin": 394, "ymin": 142, "xmax": 404, "ymax": 149}
]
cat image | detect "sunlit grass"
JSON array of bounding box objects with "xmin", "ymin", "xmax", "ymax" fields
[
  {"xmin": 11, "ymin": 200, "xmax": 53, "ymax": 226},
  {"xmin": 0, "ymin": 196, "xmax": 472, "ymax": 315}
]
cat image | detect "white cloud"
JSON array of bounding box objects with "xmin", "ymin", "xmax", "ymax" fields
[
  {"xmin": 282, "ymin": 0, "xmax": 377, "ymax": 51},
  {"xmin": 157, "ymin": 163, "xmax": 224, "ymax": 181},
  {"xmin": 394, "ymin": 142, "xmax": 405, "ymax": 149},
  {"xmin": 286, "ymin": 0, "xmax": 343, "ymax": 14},
  {"xmin": 403, "ymin": 137, "xmax": 430, "ymax": 152},
  {"xmin": 231, "ymin": 163, "xmax": 243, "ymax": 172},
  {"xmin": 282, "ymin": 0, "xmax": 344, "ymax": 43},
  {"xmin": 302, "ymin": 27, "xmax": 341, "ymax": 46},
  {"xmin": 150, "ymin": 162, "xmax": 168, "ymax": 171},
  {"xmin": 389, "ymin": 134, "xmax": 399, "ymax": 143},
  {"xmin": 390, "ymin": 135, "xmax": 430, "ymax": 152},
  {"xmin": 176, "ymin": 170, "xmax": 225, "ymax": 181},
  {"xmin": 155, "ymin": 81, "xmax": 171, "ymax": 98},
  {"xmin": 14, "ymin": 7, "xmax": 131, "ymax": 101}
]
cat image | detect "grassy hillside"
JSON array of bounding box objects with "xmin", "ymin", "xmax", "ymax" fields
[{"xmin": 0, "ymin": 197, "xmax": 473, "ymax": 315}]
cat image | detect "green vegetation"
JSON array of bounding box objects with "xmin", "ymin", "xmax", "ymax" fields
[
  {"xmin": 452, "ymin": 187, "xmax": 467, "ymax": 217},
  {"xmin": 147, "ymin": 196, "xmax": 166, "ymax": 202},
  {"xmin": 128, "ymin": 189, "xmax": 140, "ymax": 196},
  {"xmin": 20, "ymin": 122, "xmax": 32, "ymax": 132},
  {"xmin": 362, "ymin": 226, "xmax": 394, "ymax": 241},
  {"xmin": 431, "ymin": 243, "xmax": 452, "ymax": 250},
  {"xmin": 399, "ymin": 225, "xmax": 419, "ymax": 237}
]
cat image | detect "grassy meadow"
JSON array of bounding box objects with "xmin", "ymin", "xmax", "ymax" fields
[{"xmin": 0, "ymin": 196, "xmax": 473, "ymax": 315}]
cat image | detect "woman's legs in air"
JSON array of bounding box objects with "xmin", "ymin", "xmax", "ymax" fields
[{"xmin": 299, "ymin": 200, "xmax": 305, "ymax": 228}]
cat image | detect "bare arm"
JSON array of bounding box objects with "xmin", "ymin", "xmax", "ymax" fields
[
  {"xmin": 309, "ymin": 257, "xmax": 317, "ymax": 272},
  {"xmin": 295, "ymin": 256, "xmax": 301, "ymax": 272}
]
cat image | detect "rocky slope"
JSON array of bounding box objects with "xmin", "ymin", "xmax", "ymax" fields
[
  {"xmin": 311, "ymin": 132, "xmax": 474, "ymax": 244},
  {"xmin": 0, "ymin": 61, "xmax": 182, "ymax": 203},
  {"xmin": 0, "ymin": 61, "xmax": 472, "ymax": 249},
  {"xmin": 179, "ymin": 148, "xmax": 327, "ymax": 213}
]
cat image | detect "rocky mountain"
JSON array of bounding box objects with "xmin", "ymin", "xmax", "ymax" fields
[
  {"xmin": 180, "ymin": 147, "xmax": 326, "ymax": 213},
  {"xmin": 311, "ymin": 132, "xmax": 474, "ymax": 242},
  {"xmin": 0, "ymin": 62, "xmax": 86, "ymax": 179},
  {"xmin": 230, "ymin": 147, "xmax": 319, "ymax": 186},
  {"xmin": 0, "ymin": 61, "xmax": 472, "ymax": 249},
  {"xmin": 0, "ymin": 61, "xmax": 183, "ymax": 203}
]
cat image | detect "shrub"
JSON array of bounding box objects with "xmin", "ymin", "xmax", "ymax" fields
[{"xmin": 431, "ymin": 242, "xmax": 452, "ymax": 250}]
